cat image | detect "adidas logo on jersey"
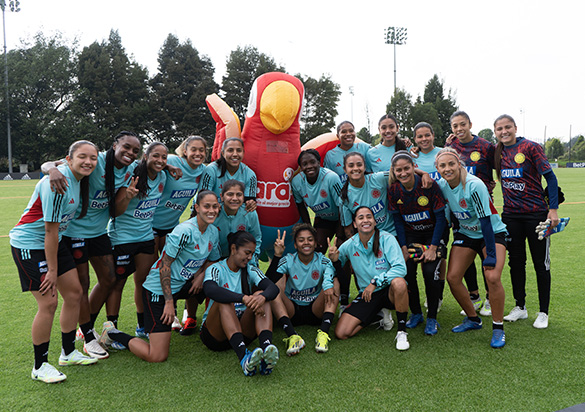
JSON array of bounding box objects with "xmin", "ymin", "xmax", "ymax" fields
[
  {"xmin": 223, "ymin": 283, "xmax": 229, "ymax": 288},
  {"xmin": 376, "ymin": 158, "xmax": 381, "ymax": 163},
  {"xmin": 353, "ymin": 251, "xmax": 360, "ymax": 256},
  {"xmin": 336, "ymin": 162, "xmax": 342, "ymax": 167},
  {"xmin": 293, "ymin": 275, "xmax": 298, "ymax": 279},
  {"xmin": 69, "ymin": 198, "xmax": 75, "ymax": 204},
  {"xmin": 353, "ymin": 202, "xmax": 359, "ymax": 207},
  {"xmin": 304, "ymin": 194, "xmax": 309, "ymax": 198},
  {"xmin": 194, "ymin": 244, "xmax": 199, "ymax": 250}
]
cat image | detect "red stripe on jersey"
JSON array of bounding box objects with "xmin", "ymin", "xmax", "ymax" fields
[
  {"xmin": 489, "ymin": 198, "xmax": 498, "ymax": 215},
  {"xmin": 15, "ymin": 195, "xmax": 43, "ymax": 226}
]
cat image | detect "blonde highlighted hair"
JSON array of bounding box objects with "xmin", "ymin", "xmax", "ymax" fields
[{"xmin": 435, "ymin": 147, "xmax": 468, "ymax": 190}]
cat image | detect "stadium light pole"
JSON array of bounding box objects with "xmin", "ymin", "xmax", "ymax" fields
[
  {"xmin": 1, "ymin": 0, "xmax": 19, "ymax": 174},
  {"xmin": 384, "ymin": 26, "xmax": 407, "ymax": 95}
]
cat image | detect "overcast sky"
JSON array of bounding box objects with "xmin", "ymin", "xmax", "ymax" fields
[{"xmin": 6, "ymin": 0, "xmax": 584, "ymax": 143}]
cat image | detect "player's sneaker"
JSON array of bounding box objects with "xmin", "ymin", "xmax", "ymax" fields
[
  {"xmin": 98, "ymin": 321, "xmax": 117, "ymax": 347},
  {"xmin": 31, "ymin": 362, "xmax": 66, "ymax": 383},
  {"xmin": 460, "ymin": 296, "xmax": 483, "ymax": 315},
  {"xmin": 395, "ymin": 331, "xmax": 410, "ymax": 351},
  {"xmin": 424, "ymin": 318, "xmax": 439, "ymax": 335},
  {"xmin": 283, "ymin": 334, "xmax": 305, "ymax": 356},
  {"xmin": 260, "ymin": 344, "xmax": 279, "ymax": 375},
  {"xmin": 59, "ymin": 349, "xmax": 98, "ymax": 366},
  {"xmin": 533, "ymin": 312, "xmax": 549, "ymax": 329},
  {"xmin": 75, "ymin": 327, "xmax": 84, "ymax": 341},
  {"xmin": 381, "ymin": 308, "xmax": 394, "ymax": 331},
  {"xmin": 452, "ymin": 317, "xmax": 482, "ymax": 333},
  {"xmin": 111, "ymin": 341, "xmax": 127, "ymax": 350},
  {"xmin": 171, "ymin": 316, "xmax": 182, "ymax": 331},
  {"xmin": 503, "ymin": 306, "xmax": 528, "ymax": 322},
  {"xmin": 83, "ymin": 339, "xmax": 109, "ymax": 359},
  {"xmin": 315, "ymin": 330, "xmax": 331, "ymax": 353},
  {"xmin": 406, "ymin": 313, "xmax": 424, "ymax": 329},
  {"xmin": 240, "ymin": 347, "xmax": 263, "ymax": 376},
  {"xmin": 490, "ymin": 329, "xmax": 506, "ymax": 348},
  {"xmin": 180, "ymin": 317, "xmax": 197, "ymax": 336},
  {"xmin": 135, "ymin": 326, "xmax": 148, "ymax": 338},
  {"xmin": 479, "ymin": 299, "xmax": 492, "ymax": 316}
]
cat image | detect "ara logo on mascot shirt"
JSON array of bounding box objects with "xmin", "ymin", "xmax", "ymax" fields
[{"xmin": 256, "ymin": 168, "xmax": 294, "ymax": 208}]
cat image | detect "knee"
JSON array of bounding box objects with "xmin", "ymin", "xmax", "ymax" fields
[
  {"xmin": 334, "ymin": 327, "xmax": 349, "ymax": 340},
  {"xmin": 43, "ymin": 296, "xmax": 59, "ymax": 315},
  {"xmin": 391, "ymin": 278, "xmax": 408, "ymax": 295},
  {"xmin": 147, "ymin": 352, "xmax": 169, "ymax": 363}
]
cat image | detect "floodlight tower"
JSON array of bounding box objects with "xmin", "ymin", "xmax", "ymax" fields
[{"xmin": 384, "ymin": 26, "xmax": 407, "ymax": 95}]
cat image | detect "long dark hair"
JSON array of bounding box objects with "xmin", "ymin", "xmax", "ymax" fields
[
  {"xmin": 106, "ymin": 131, "xmax": 140, "ymax": 219},
  {"xmin": 68, "ymin": 140, "xmax": 98, "ymax": 220},
  {"xmin": 189, "ymin": 190, "xmax": 217, "ymax": 218},
  {"xmin": 133, "ymin": 142, "xmax": 167, "ymax": 199},
  {"xmin": 215, "ymin": 137, "xmax": 244, "ymax": 178},
  {"xmin": 340, "ymin": 152, "xmax": 366, "ymax": 202},
  {"xmin": 493, "ymin": 114, "xmax": 517, "ymax": 179},
  {"xmin": 227, "ymin": 230, "xmax": 257, "ymax": 295},
  {"xmin": 353, "ymin": 205, "xmax": 380, "ymax": 257},
  {"xmin": 378, "ymin": 114, "xmax": 407, "ymax": 150}
]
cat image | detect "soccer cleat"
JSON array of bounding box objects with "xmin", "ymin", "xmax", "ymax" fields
[
  {"xmin": 31, "ymin": 362, "xmax": 66, "ymax": 383},
  {"xmin": 83, "ymin": 339, "xmax": 109, "ymax": 359},
  {"xmin": 180, "ymin": 317, "xmax": 197, "ymax": 336},
  {"xmin": 452, "ymin": 317, "xmax": 483, "ymax": 333},
  {"xmin": 59, "ymin": 349, "xmax": 98, "ymax": 366},
  {"xmin": 338, "ymin": 304, "xmax": 347, "ymax": 319},
  {"xmin": 533, "ymin": 312, "xmax": 549, "ymax": 329},
  {"xmin": 479, "ymin": 299, "xmax": 492, "ymax": 316},
  {"xmin": 75, "ymin": 327, "xmax": 84, "ymax": 341},
  {"xmin": 98, "ymin": 321, "xmax": 118, "ymax": 347},
  {"xmin": 260, "ymin": 344, "xmax": 279, "ymax": 375},
  {"xmin": 283, "ymin": 334, "xmax": 305, "ymax": 356},
  {"xmin": 135, "ymin": 326, "xmax": 148, "ymax": 338},
  {"xmin": 503, "ymin": 306, "xmax": 528, "ymax": 322},
  {"xmin": 111, "ymin": 341, "xmax": 127, "ymax": 350},
  {"xmin": 395, "ymin": 331, "xmax": 410, "ymax": 351},
  {"xmin": 241, "ymin": 348, "xmax": 263, "ymax": 376},
  {"xmin": 315, "ymin": 330, "xmax": 331, "ymax": 353},
  {"xmin": 460, "ymin": 296, "xmax": 483, "ymax": 315},
  {"xmin": 424, "ymin": 318, "xmax": 439, "ymax": 335},
  {"xmin": 490, "ymin": 329, "xmax": 506, "ymax": 348},
  {"xmin": 406, "ymin": 313, "xmax": 424, "ymax": 329},
  {"xmin": 380, "ymin": 308, "xmax": 394, "ymax": 331},
  {"xmin": 171, "ymin": 316, "xmax": 182, "ymax": 331}
]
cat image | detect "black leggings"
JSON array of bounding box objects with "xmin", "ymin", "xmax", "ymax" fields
[{"xmin": 502, "ymin": 211, "xmax": 551, "ymax": 313}]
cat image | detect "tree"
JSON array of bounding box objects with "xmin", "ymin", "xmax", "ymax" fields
[
  {"xmin": 149, "ymin": 34, "xmax": 219, "ymax": 149},
  {"xmin": 296, "ymin": 73, "xmax": 341, "ymax": 145},
  {"xmin": 386, "ymin": 88, "xmax": 413, "ymax": 139},
  {"xmin": 411, "ymin": 101, "xmax": 442, "ymax": 142},
  {"xmin": 221, "ymin": 46, "xmax": 285, "ymax": 122},
  {"xmin": 74, "ymin": 30, "xmax": 150, "ymax": 148},
  {"xmin": 478, "ymin": 128, "xmax": 496, "ymax": 144},
  {"xmin": 357, "ymin": 127, "xmax": 372, "ymax": 144},
  {"xmin": 422, "ymin": 74, "xmax": 458, "ymax": 144}
]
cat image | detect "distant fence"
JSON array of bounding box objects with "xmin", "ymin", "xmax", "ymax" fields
[
  {"xmin": 0, "ymin": 172, "xmax": 42, "ymax": 180},
  {"xmin": 566, "ymin": 162, "xmax": 585, "ymax": 168}
]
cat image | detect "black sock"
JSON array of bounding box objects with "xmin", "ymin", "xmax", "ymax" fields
[
  {"xmin": 320, "ymin": 312, "xmax": 335, "ymax": 334},
  {"xmin": 438, "ymin": 280, "xmax": 445, "ymax": 300},
  {"xmin": 107, "ymin": 315, "xmax": 118, "ymax": 327},
  {"xmin": 470, "ymin": 293, "xmax": 480, "ymax": 301},
  {"xmin": 62, "ymin": 329, "xmax": 76, "ymax": 355},
  {"xmin": 340, "ymin": 294, "xmax": 349, "ymax": 306},
  {"xmin": 108, "ymin": 330, "xmax": 134, "ymax": 348},
  {"xmin": 80, "ymin": 321, "xmax": 96, "ymax": 343},
  {"xmin": 396, "ymin": 312, "xmax": 407, "ymax": 332},
  {"xmin": 33, "ymin": 341, "xmax": 50, "ymax": 370},
  {"xmin": 469, "ymin": 316, "xmax": 481, "ymax": 323},
  {"xmin": 493, "ymin": 322, "xmax": 504, "ymax": 330},
  {"xmin": 229, "ymin": 332, "xmax": 247, "ymax": 361},
  {"xmin": 136, "ymin": 312, "xmax": 144, "ymax": 329},
  {"xmin": 89, "ymin": 312, "xmax": 99, "ymax": 329},
  {"xmin": 258, "ymin": 330, "xmax": 272, "ymax": 351},
  {"xmin": 278, "ymin": 316, "xmax": 297, "ymax": 337}
]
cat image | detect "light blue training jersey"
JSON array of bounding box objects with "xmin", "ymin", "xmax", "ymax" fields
[
  {"xmin": 153, "ymin": 155, "xmax": 205, "ymax": 231},
  {"xmin": 202, "ymin": 259, "xmax": 267, "ymax": 324},
  {"xmin": 438, "ymin": 174, "xmax": 506, "ymax": 239},
  {"xmin": 291, "ymin": 167, "xmax": 342, "ymax": 221},
  {"xmin": 276, "ymin": 251, "xmax": 334, "ymax": 306},
  {"xmin": 338, "ymin": 230, "xmax": 406, "ymax": 293},
  {"xmin": 143, "ymin": 218, "xmax": 220, "ymax": 295},
  {"xmin": 367, "ymin": 143, "xmax": 397, "ymax": 173},
  {"xmin": 10, "ymin": 164, "xmax": 81, "ymax": 250},
  {"xmin": 414, "ymin": 147, "xmax": 442, "ymax": 181},
  {"xmin": 324, "ymin": 142, "xmax": 371, "ymax": 184},
  {"xmin": 65, "ymin": 152, "xmax": 137, "ymax": 238},
  {"xmin": 212, "ymin": 205, "xmax": 262, "ymax": 264},
  {"xmin": 340, "ymin": 171, "xmax": 395, "ymax": 235},
  {"xmin": 200, "ymin": 161, "xmax": 257, "ymax": 200},
  {"xmin": 108, "ymin": 171, "xmax": 166, "ymax": 245}
]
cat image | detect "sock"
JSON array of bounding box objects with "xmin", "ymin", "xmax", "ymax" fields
[
  {"xmin": 61, "ymin": 329, "xmax": 76, "ymax": 356},
  {"xmin": 107, "ymin": 314, "xmax": 119, "ymax": 327},
  {"xmin": 136, "ymin": 312, "xmax": 144, "ymax": 329},
  {"xmin": 470, "ymin": 293, "xmax": 480, "ymax": 301},
  {"xmin": 493, "ymin": 321, "xmax": 504, "ymax": 330},
  {"xmin": 229, "ymin": 332, "xmax": 247, "ymax": 361},
  {"xmin": 278, "ymin": 316, "xmax": 297, "ymax": 337},
  {"xmin": 396, "ymin": 311, "xmax": 407, "ymax": 332},
  {"xmin": 258, "ymin": 330, "xmax": 272, "ymax": 351},
  {"xmin": 89, "ymin": 312, "xmax": 99, "ymax": 329},
  {"xmin": 320, "ymin": 312, "xmax": 335, "ymax": 334},
  {"xmin": 340, "ymin": 294, "xmax": 349, "ymax": 306},
  {"xmin": 80, "ymin": 321, "xmax": 96, "ymax": 343},
  {"xmin": 438, "ymin": 280, "xmax": 445, "ymax": 300},
  {"xmin": 33, "ymin": 341, "xmax": 50, "ymax": 370},
  {"xmin": 469, "ymin": 316, "xmax": 481, "ymax": 323},
  {"xmin": 108, "ymin": 330, "xmax": 134, "ymax": 348}
]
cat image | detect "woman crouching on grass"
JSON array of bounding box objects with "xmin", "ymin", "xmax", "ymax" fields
[
  {"xmin": 200, "ymin": 231, "xmax": 280, "ymax": 376},
  {"xmin": 99, "ymin": 190, "xmax": 220, "ymax": 362}
]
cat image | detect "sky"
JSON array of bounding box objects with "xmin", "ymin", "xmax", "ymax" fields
[{"xmin": 5, "ymin": 0, "xmax": 584, "ymax": 143}]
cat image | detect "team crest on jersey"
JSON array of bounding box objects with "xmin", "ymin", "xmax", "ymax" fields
[
  {"xmin": 397, "ymin": 199, "xmax": 403, "ymax": 204},
  {"xmin": 320, "ymin": 189, "xmax": 327, "ymax": 198},
  {"xmin": 514, "ymin": 153, "xmax": 526, "ymax": 164},
  {"xmin": 470, "ymin": 151, "xmax": 481, "ymax": 162},
  {"xmin": 371, "ymin": 189, "xmax": 381, "ymax": 199},
  {"xmin": 196, "ymin": 176, "xmax": 201, "ymax": 184},
  {"xmin": 158, "ymin": 182, "xmax": 164, "ymax": 193},
  {"xmin": 208, "ymin": 242, "xmax": 213, "ymax": 252},
  {"xmin": 459, "ymin": 199, "xmax": 467, "ymax": 208},
  {"xmin": 311, "ymin": 270, "xmax": 319, "ymax": 280},
  {"xmin": 125, "ymin": 172, "xmax": 131, "ymax": 180},
  {"xmin": 417, "ymin": 196, "xmax": 429, "ymax": 207},
  {"xmin": 377, "ymin": 249, "xmax": 383, "ymax": 258},
  {"xmin": 237, "ymin": 224, "xmax": 246, "ymax": 231}
]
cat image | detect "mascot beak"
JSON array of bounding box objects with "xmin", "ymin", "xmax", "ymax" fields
[{"xmin": 259, "ymin": 80, "xmax": 301, "ymax": 135}]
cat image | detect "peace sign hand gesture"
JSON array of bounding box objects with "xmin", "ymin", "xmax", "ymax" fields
[
  {"xmin": 274, "ymin": 229, "xmax": 286, "ymax": 257},
  {"xmin": 125, "ymin": 176, "xmax": 139, "ymax": 200},
  {"xmin": 327, "ymin": 237, "xmax": 339, "ymax": 262}
]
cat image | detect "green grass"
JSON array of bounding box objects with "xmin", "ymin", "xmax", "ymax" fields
[{"xmin": 1, "ymin": 170, "xmax": 584, "ymax": 411}]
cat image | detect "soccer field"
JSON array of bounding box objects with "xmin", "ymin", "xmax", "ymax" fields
[{"xmin": 0, "ymin": 169, "xmax": 584, "ymax": 411}]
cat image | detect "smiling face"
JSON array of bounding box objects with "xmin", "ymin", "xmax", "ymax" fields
[
  {"xmin": 451, "ymin": 115, "xmax": 473, "ymax": 143},
  {"xmin": 379, "ymin": 118, "xmax": 399, "ymax": 146},
  {"xmin": 436, "ymin": 153, "xmax": 462, "ymax": 187},
  {"xmin": 353, "ymin": 207, "xmax": 376, "ymax": 236},
  {"xmin": 344, "ymin": 154, "xmax": 366, "ymax": 184},
  {"xmin": 221, "ymin": 185, "xmax": 244, "ymax": 214},
  {"xmin": 494, "ymin": 118, "xmax": 518, "ymax": 146},
  {"xmin": 145, "ymin": 144, "xmax": 167, "ymax": 177},
  {"xmin": 230, "ymin": 241, "xmax": 256, "ymax": 269},
  {"xmin": 299, "ymin": 153, "xmax": 320, "ymax": 181},
  {"xmin": 113, "ymin": 135, "xmax": 141, "ymax": 168},
  {"xmin": 337, "ymin": 122, "xmax": 356, "ymax": 150},
  {"xmin": 294, "ymin": 229, "xmax": 316, "ymax": 258},
  {"xmin": 222, "ymin": 140, "xmax": 244, "ymax": 171},
  {"xmin": 67, "ymin": 143, "xmax": 98, "ymax": 181},
  {"xmin": 392, "ymin": 158, "xmax": 415, "ymax": 188},
  {"xmin": 414, "ymin": 126, "xmax": 435, "ymax": 153},
  {"xmin": 195, "ymin": 193, "xmax": 219, "ymax": 227},
  {"xmin": 185, "ymin": 139, "xmax": 206, "ymax": 168}
]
